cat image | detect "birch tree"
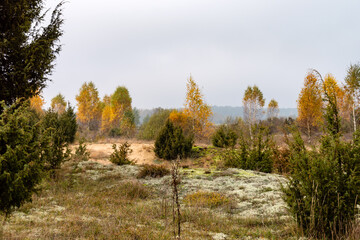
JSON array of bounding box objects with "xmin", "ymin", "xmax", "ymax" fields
[
  {"xmin": 243, "ymin": 85, "xmax": 265, "ymax": 139},
  {"xmin": 344, "ymin": 63, "xmax": 360, "ymax": 132}
]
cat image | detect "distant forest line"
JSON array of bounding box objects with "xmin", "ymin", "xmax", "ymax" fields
[{"xmin": 138, "ymin": 106, "xmax": 298, "ymax": 125}]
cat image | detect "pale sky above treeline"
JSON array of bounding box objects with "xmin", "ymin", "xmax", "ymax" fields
[{"xmin": 43, "ymin": 0, "xmax": 360, "ymax": 109}]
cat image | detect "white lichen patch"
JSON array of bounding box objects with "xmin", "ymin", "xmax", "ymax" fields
[
  {"xmin": 141, "ymin": 166, "xmax": 288, "ymax": 218},
  {"xmin": 210, "ymin": 232, "xmax": 228, "ymax": 240},
  {"xmin": 10, "ymin": 204, "xmax": 66, "ymax": 224}
]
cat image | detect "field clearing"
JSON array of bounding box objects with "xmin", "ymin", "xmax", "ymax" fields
[
  {"xmin": 82, "ymin": 141, "xmax": 156, "ymax": 165},
  {"xmin": 1, "ymin": 141, "xmax": 303, "ymax": 239}
]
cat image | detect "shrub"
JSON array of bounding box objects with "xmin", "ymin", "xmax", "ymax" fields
[
  {"xmin": 183, "ymin": 191, "xmax": 230, "ymax": 208},
  {"xmin": 282, "ymin": 73, "xmax": 360, "ymax": 238},
  {"xmin": 154, "ymin": 120, "xmax": 193, "ymax": 160},
  {"xmin": 74, "ymin": 139, "xmax": 90, "ymax": 161},
  {"xmin": 137, "ymin": 164, "xmax": 170, "ymax": 178},
  {"xmin": 212, "ymin": 124, "xmax": 238, "ymax": 148},
  {"xmin": 0, "ymin": 101, "xmax": 44, "ymax": 217},
  {"xmin": 222, "ymin": 125, "xmax": 273, "ymax": 173},
  {"xmin": 109, "ymin": 142, "xmax": 133, "ymax": 165},
  {"xmin": 40, "ymin": 110, "xmax": 71, "ymax": 170}
]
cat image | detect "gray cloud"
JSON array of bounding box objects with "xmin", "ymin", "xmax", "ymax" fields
[{"xmin": 43, "ymin": 0, "xmax": 360, "ymax": 109}]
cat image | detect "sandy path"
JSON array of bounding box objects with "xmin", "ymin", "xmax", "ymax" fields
[{"xmin": 76, "ymin": 142, "xmax": 156, "ymax": 165}]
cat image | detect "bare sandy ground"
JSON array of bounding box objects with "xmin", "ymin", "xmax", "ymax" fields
[{"xmin": 75, "ymin": 141, "xmax": 156, "ymax": 165}]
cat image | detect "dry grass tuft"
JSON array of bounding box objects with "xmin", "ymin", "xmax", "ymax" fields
[
  {"xmin": 183, "ymin": 191, "xmax": 231, "ymax": 209},
  {"xmin": 137, "ymin": 164, "xmax": 170, "ymax": 178}
]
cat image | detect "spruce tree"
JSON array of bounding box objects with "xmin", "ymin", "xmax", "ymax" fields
[{"xmin": 0, "ymin": 0, "xmax": 64, "ymax": 106}]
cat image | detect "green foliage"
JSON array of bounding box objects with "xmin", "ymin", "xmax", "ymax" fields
[
  {"xmin": 0, "ymin": 101, "xmax": 44, "ymax": 217},
  {"xmin": 212, "ymin": 124, "xmax": 238, "ymax": 148},
  {"xmin": 137, "ymin": 164, "xmax": 170, "ymax": 178},
  {"xmin": 137, "ymin": 108, "xmax": 172, "ymax": 140},
  {"xmin": 60, "ymin": 103, "xmax": 77, "ymax": 143},
  {"xmin": 109, "ymin": 142, "xmax": 133, "ymax": 165},
  {"xmin": 109, "ymin": 128, "xmax": 122, "ymax": 137},
  {"xmin": 74, "ymin": 139, "xmax": 90, "ymax": 162},
  {"xmin": 0, "ymin": 1, "xmax": 64, "ymax": 107},
  {"xmin": 282, "ymin": 70, "xmax": 360, "ymax": 239},
  {"xmin": 132, "ymin": 108, "xmax": 140, "ymax": 127},
  {"xmin": 154, "ymin": 120, "xmax": 194, "ymax": 160},
  {"xmin": 222, "ymin": 125, "xmax": 273, "ymax": 173},
  {"xmin": 40, "ymin": 109, "xmax": 74, "ymax": 170}
]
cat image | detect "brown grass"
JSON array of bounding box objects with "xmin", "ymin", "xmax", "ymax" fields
[{"xmin": 1, "ymin": 142, "xmax": 298, "ymax": 239}]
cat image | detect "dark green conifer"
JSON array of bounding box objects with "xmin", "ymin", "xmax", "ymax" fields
[
  {"xmin": 154, "ymin": 120, "xmax": 193, "ymax": 160},
  {"xmin": 0, "ymin": 0, "xmax": 64, "ymax": 106},
  {"xmin": 0, "ymin": 101, "xmax": 44, "ymax": 218}
]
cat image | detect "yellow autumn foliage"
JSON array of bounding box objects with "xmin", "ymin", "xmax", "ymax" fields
[
  {"xmin": 29, "ymin": 94, "xmax": 45, "ymax": 114},
  {"xmin": 183, "ymin": 76, "xmax": 213, "ymax": 139},
  {"xmin": 297, "ymin": 72, "xmax": 323, "ymax": 138}
]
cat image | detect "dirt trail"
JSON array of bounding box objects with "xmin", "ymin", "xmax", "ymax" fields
[{"xmin": 79, "ymin": 141, "xmax": 156, "ymax": 165}]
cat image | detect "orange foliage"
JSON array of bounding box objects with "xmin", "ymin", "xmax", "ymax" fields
[
  {"xmin": 183, "ymin": 76, "xmax": 213, "ymax": 138},
  {"xmin": 297, "ymin": 72, "xmax": 323, "ymax": 138},
  {"xmin": 29, "ymin": 94, "xmax": 45, "ymax": 114},
  {"xmin": 101, "ymin": 104, "xmax": 113, "ymax": 133},
  {"xmin": 169, "ymin": 110, "xmax": 192, "ymax": 134},
  {"xmin": 323, "ymin": 74, "xmax": 351, "ymax": 121},
  {"xmin": 100, "ymin": 87, "xmax": 134, "ymax": 134}
]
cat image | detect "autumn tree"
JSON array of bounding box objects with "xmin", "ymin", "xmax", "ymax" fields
[
  {"xmin": 51, "ymin": 94, "xmax": 67, "ymax": 114},
  {"xmin": 110, "ymin": 86, "xmax": 134, "ymax": 136},
  {"xmin": 169, "ymin": 110, "xmax": 193, "ymax": 136},
  {"xmin": 76, "ymin": 82, "xmax": 102, "ymax": 131},
  {"xmin": 101, "ymin": 95, "xmax": 112, "ymax": 133},
  {"xmin": 344, "ymin": 63, "xmax": 360, "ymax": 132},
  {"xmin": 267, "ymin": 99, "xmax": 279, "ymax": 120},
  {"xmin": 30, "ymin": 94, "xmax": 45, "ymax": 115},
  {"xmin": 100, "ymin": 87, "xmax": 135, "ymax": 136},
  {"xmin": 297, "ymin": 72, "xmax": 323, "ymax": 140},
  {"xmin": 243, "ymin": 85, "xmax": 265, "ymax": 139},
  {"xmin": 183, "ymin": 76, "xmax": 213, "ymax": 139},
  {"xmin": 0, "ymin": 1, "xmax": 64, "ymax": 107},
  {"xmin": 322, "ymin": 74, "xmax": 351, "ymax": 124}
]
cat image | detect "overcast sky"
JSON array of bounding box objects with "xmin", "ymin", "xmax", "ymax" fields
[{"xmin": 42, "ymin": 0, "xmax": 360, "ymax": 109}]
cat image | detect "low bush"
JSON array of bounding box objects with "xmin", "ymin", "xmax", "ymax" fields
[
  {"xmin": 137, "ymin": 164, "xmax": 170, "ymax": 178},
  {"xmin": 272, "ymin": 147, "xmax": 290, "ymax": 174},
  {"xmin": 154, "ymin": 120, "xmax": 193, "ymax": 160},
  {"xmin": 74, "ymin": 139, "xmax": 90, "ymax": 162},
  {"xmin": 183, "ymin": 191, "xmax": 230, "ymax": 208},
  {"xmin": 222, "ymin": 125, "xmax": 273, "ymax": 173},
  {"xmin": 109, "ymin": 142, "xmax": 133, "ymax": 165},
  {"xmin": 212, "ymin": 124, "xmax": 238, "ymax": 148}
]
